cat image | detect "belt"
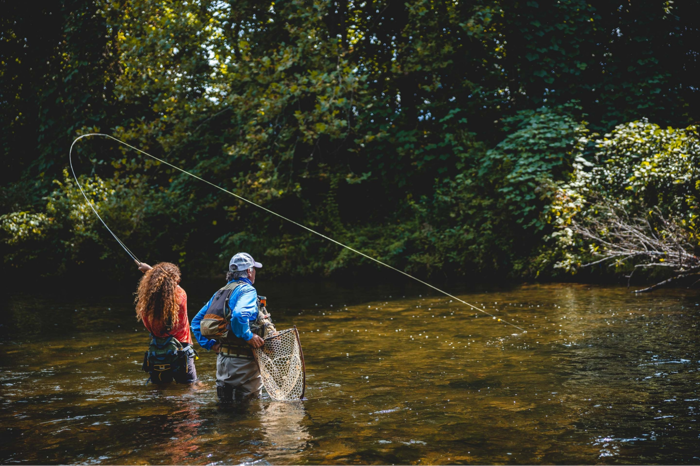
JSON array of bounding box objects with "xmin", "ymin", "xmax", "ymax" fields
[
  {"xmin": 219, "ymin": 344, "xmax": 254, "ymax": 359},
  {"xmin": 220, "ymin": 350, "xmax": 254, "ymax": 360}
]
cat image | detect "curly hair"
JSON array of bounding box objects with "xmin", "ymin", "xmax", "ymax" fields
[{"xmin": 135, "ymin": 262, "xmax": 182, "ymax": 329}]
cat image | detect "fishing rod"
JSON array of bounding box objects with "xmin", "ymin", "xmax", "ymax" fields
[{"xmin": 70, "ymin": 133, "xmax": 527, "ymax": 334}]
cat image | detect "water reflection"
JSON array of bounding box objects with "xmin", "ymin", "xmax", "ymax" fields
[{"xmin": 260, "ymin": 402, "xmax": 310, "ymax": 462}]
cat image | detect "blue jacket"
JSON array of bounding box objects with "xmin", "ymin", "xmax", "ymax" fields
[{"xmin": 191, "ymin": 278, "xmax": 258, "ymax": 350}]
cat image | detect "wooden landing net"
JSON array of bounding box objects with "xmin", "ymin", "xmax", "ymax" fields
[{"xmin": 253, "ymin": 326, "xmax": 306, "ymax": 401}]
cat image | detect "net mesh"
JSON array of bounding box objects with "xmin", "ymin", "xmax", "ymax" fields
[{"xmin": 253, "ymin": 327, "xmax": 305, "ymax": 401}]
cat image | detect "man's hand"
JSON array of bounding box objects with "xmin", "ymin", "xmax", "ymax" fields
[
  {"xmin": 212, "ymin": 342, "xmax": 222, "ymax": 353},
  {"xmin": 246, "ymin": 334, "xmax": 264, "ymax": 348},
  {"xmin": 137, "ymin": 261, "xmax": 152, "ymax": 273}
]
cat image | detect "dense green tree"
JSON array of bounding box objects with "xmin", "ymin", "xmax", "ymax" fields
[
  {"xmin": 0, "ymin": 0, "xmax": 126, "ymax": 211},
  {"xmin": 494, "ymin": 0, "xmax": 700, "ymax": 129},
  {"xmin": 589, "ymin": 0, "xmax": 700, "ymax": 129}
]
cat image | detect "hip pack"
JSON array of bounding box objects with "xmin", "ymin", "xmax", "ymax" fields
[{"xmin": 141, "ymin": 334, "xmax": 194, "ymax": 383}]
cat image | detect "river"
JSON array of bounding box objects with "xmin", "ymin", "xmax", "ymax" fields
[{"xmin": 1, "ymin": 278, "xmax": 698, "ymax": 464}]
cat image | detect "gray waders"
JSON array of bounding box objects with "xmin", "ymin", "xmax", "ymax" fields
[{"xmin": 216, "ymin": 352, "xmax": 262, "ymax": 403}]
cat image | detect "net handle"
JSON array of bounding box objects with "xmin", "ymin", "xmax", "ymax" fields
[{"xmin": 293, "ymin": 326, "xmax": 306, "ymax": 400}]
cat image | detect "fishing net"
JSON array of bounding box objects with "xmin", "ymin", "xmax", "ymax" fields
[{"xmin": 253, "ymin": 326, "xmax": 306, "ymax": 401}]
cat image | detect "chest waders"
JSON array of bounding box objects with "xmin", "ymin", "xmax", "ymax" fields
[{"xmin": 200, "ymin": 281, "xmax": 275, "ymax": 402}]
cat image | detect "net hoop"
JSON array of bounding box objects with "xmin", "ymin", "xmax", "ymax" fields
[
  {"xmin": 291, "ymin": 326, "xmax": 306, "ymax": 400},
  {"xmin": 253, "ymin": 326, "xmax": 306, "ymax": 401}
]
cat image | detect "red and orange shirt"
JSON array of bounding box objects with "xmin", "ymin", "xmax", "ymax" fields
[{"xmin": 142, "ymin": 286, "xmax": 192, "ymax": 345}]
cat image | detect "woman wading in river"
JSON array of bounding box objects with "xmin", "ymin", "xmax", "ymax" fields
[{"xmin": 135, "ymin": 262, "xmax": 198, "ymax": 384}]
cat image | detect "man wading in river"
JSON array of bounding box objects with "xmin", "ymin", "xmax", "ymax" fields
[{"xmin": 192, "ymin": 252, "xmax": 274, "ymax": 403}]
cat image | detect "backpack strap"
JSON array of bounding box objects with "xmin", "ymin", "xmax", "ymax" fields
[{"xmin": 220, "ymin": 282, "xmax": 242, "ymax": 322}]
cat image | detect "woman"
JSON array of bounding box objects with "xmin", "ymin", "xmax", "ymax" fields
[{"xmin": 135, "ymin": 262, "xmax": 197, "ymax": 384}]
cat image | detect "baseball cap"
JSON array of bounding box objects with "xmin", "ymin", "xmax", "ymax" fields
[{"xmin": 229, "ymin": 252, "xmax": 263, "ymax": 272}]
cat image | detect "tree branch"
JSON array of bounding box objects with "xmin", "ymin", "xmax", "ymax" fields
[{"xmin": 569, "ymin": 202, "xmax": 699, "ymax": 292}]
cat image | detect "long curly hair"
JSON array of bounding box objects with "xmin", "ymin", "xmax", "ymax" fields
[{"xmin": 135, "ymin": 262, "xmax": 182, "ymax": 329}]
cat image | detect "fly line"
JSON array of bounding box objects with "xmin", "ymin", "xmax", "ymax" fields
[{"xmin": 70, "ymin": 133, "xmax": 527, "ymax": 334}]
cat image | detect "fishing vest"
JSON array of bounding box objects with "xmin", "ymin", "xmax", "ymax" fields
[{"xmin": 200, "ymin": 281, "xmax": 268, "ymax": 355}]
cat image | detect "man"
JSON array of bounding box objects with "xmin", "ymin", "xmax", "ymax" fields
[{"xmin": 192, "ymin": 252, "xmax": 266, "ymax": 403}]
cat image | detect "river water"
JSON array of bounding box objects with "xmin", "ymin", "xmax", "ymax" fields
[{"xmin": 1, "ymin": 278, "xmax": 698, "ymax": 464}]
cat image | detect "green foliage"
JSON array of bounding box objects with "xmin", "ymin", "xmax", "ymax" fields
[
  {"xmin": 0, "ymin": 0, "xmax": 125, "ymax": 195},
  {"xmin": 340, "ymin": 106, "xmax": 589, "ymax": 279},
  {"xmin": 0, "ymin": 169, "xmax": 176, "ymax": 274},
  {"xmin": 545, "ymin": 121, "xmax": 700, "ymax": 274},
  {"xmin": 0, "ymin": 212, "xmax": 50, "ymax": 247},
  {"xmin": 1, "ymin": 170, "xmax": 121, "ymax": 270},
  {"xmin": 492, "ymin": 0, "xmax": 699, "ymax": 130},
  {"xmin": 479, "ymin": 106, "xmax": 588, "ymax": 230}
]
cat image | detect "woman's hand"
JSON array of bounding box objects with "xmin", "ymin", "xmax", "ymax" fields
[{"xmin": 136, "ymin": 261, "xmax": 152, "ymax": 273}]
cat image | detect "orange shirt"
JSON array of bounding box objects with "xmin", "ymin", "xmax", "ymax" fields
[{"xmin": 142, "ymin": 286, "xmax": 192, "ymax": 345}]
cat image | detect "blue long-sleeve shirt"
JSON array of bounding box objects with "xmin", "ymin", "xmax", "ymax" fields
[{"xmin": 191, "ymin": 278, "xmax": 259, "ymax": 350}]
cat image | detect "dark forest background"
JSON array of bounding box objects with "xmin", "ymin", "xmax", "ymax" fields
[{"xmin": 2, "ymin": 0, "xmax": 699, "ymax": 283}]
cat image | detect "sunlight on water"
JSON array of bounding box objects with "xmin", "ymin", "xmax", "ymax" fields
[{"xmin": 1, "ymin": 281, "xmax": 699, "ymax": 463}]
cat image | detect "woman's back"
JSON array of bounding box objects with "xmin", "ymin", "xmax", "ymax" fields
[
  {"xmin": 135, "ymin": 262, "xmax": 197, "ymax": 383},
  {"xmin": 141, "ymin": 285, "xmax": 192, "ymax": 344}
]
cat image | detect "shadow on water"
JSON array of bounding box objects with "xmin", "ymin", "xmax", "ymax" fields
[{"xmin": 1, "ymin": 277, "xmax": 699, "ymax": 464}]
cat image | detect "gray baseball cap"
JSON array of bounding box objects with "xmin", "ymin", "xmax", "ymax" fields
[{"xmin": 229, "ymin": 252, "xmax": 263, "ymax": 272}]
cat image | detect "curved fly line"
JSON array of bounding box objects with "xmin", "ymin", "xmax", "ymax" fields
[{"xmin": 70, "ymin": 133, "xmax": 527, "ymax": 334}]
